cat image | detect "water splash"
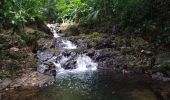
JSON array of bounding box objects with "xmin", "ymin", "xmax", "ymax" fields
[
  {"xmin": 47, "ymin": 24, "xmax": 60, "ymax": 38},
  {"xmin": 62, "ymin": 40, "xmax": 77, "ymax": 49},
  {"xmin": 52, "ymin": 62, "xmax": 65, "ymax": 73},
  {"xmin": 52, "ymin": 54, "xmax": 97, "ymax": 74},
  {"xmin": 52, "ymin": 29, "xmax": 60, "ymax": 38},
  {"xmin": 75, "ymin": 54, "xmax": 97, "ymax": 72}
]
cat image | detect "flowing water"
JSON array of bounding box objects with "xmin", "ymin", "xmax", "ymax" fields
[{"xmin": 2, "ymin": 24, "xmax": 161, "ymax": 100}]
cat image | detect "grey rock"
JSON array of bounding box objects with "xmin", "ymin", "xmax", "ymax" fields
[
  {"xmin": 10, "ymin": 72, "xmax": 54, "ymax": 89},
  {"xmin": 0, "ymin": 78, "xmax": 12, "ymax": 90},
  {"xmin": 95, "ymin": 38, "xmax": 115, "ymax": 49},
  {"xmin": 37, "ymin": 38, "xmax": 54, "ymax": 50}
]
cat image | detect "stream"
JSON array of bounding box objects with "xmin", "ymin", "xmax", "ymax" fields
[{"xmin": 1, "ymin": 24, "xmax": 164, "ymax": 100}]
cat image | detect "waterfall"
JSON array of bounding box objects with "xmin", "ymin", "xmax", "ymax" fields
[
  {"xmin": 37, "ymin": 24, "xmax": 97, "ymax": 77},
  {"xmin": 76, "ymin": 54, "xmax": 97, "ymax": 72}
]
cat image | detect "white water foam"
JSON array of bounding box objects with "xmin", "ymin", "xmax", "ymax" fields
[
  {"xmin": 52, "ymin": 62, "xmax": 65, "ymax": 72},
  {"xmin": 47, "ymin": 24, "xmax": 53, "ymax": 28},
  {"xmin": 52, "ymin": 29, "xmax": 60, "ymax": 38},
  {"xmin": 53, "ymin": 54, "xmax": 97, "ymax": 75},
  {"xmin": 62, "ymin": 40, "xmax": 77, "ymax": 49},
  {"xmin": 75, "ymin": 54, "xmax": 97, "ymax": 72},
  {"xmin": 47, "ymin": 24, "xmax": 60, "ymax": 38}
]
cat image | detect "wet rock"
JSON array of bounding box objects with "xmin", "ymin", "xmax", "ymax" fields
[
  {"xmin": 76, "ymin": 39, "xmax": 89, "ymax": 49},
  {"xmin": 61, "ymin": 51, "xmax": 77, "ymax": 69},
  {"xmin": 63, "ymin": 60, "xmax": 77, "ymax": 69},
  {"xmin": 51, "ymin": 66, "xmax": 57, "ymax": 77},
  {"xmin": 37, "ymin": 51, "xmax": 56, "ymax": 62},
  {"xmin": 61, "ymin": 50, "xmax": 77, "ymax": 57},
  {"xmin": 93, "ymin": 49, "xmax": 114, "ymax": 61},
  {"xmin": 37, "ymin": 64, "xmax": 50, "ymax": 74},
  {"xmin": 95, "ymin": 38, "xmax": 115, "ymax": 49},
  {"xmin": 83, "ymin": 49, "xmax": 128, "ymax": 70},
  {"xmin": 37, "ymin": 38, "xmax": 55, "ymax": 50},
  {"xmin": 97, "ymin": 59, "xmax": 115, "ymax": 70},
  {"xmin": 85, "ymin": 49, "xmax": 95, "ymax": 57}
]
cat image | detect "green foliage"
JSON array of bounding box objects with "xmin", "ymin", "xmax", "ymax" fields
[
  {"xmin": 0, "ymin": 0, "xmax": 4, "ymax": 31},
  {"xmin": 113, "ymin": 0, "xmax": 170, "ymax": 45},
  {"xmin": 1, "ymin": 0, "xmax": 170, "ymax": 46},
  {"xmin": 56, "ymin": 0, "xmax": 88, "ymax": 22},
  {"xmin": 2, "ymin": 0, "xmax": 44, "ymax": 28},
  {"xmin": 42, "ymin": 0, "xmax": 58, "ymax": 22},
  {"xmin": 56, "ymin": 0, "xmax": 115, "ymax": 24}
]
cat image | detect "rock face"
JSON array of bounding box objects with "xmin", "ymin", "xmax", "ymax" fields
[
  {"xmin": 10, "ymin": 71, "xmax": 54, "ymax": 89},
  {"xmin": 84, "ymin": 49, "xmax": 126, "ymax": 71},
  {"xmin": 0, "ymin": 71, "xmax": 54, "ymax": 92},
  {"xmin": 37, "ymin": 38, "xmax": 55, "ymax": 50},
  {"xmin": 95, "ymin": 38, "xmax": 116, "ymax": 49}
]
